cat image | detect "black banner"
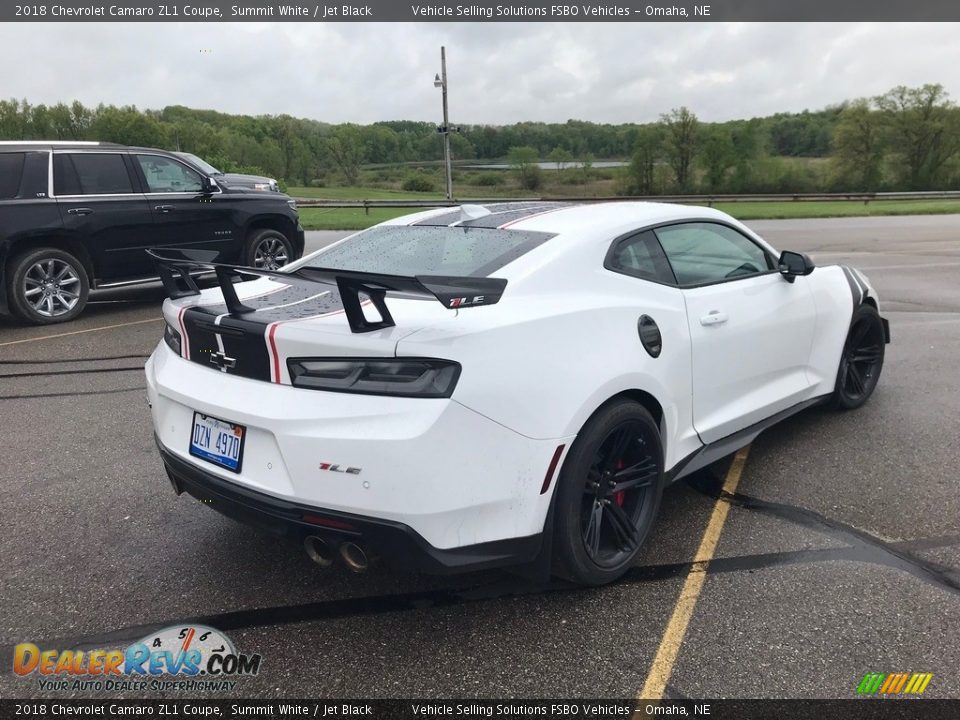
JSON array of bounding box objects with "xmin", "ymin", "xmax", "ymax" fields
[
  {"xmin": 2, "ymin": 700, "xmax": 960, "ymax": 719},
  {"xmin": 4, "ymin": 0, "xmax": 960, "ymax": 22}
]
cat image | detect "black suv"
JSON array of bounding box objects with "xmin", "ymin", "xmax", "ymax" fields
[{"xmin": 0, "ymin": 141, "xmax": 305, "ymax": 324}]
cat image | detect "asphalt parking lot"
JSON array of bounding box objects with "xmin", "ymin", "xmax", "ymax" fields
[{"xmin": 1, "ymin": 214, "xmax": 958, "ymax": 700}]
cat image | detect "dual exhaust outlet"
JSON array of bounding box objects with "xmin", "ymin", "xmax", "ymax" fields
[{"xmin": 303, "ymin": 535, "xmax": 370, "ymax": 572}]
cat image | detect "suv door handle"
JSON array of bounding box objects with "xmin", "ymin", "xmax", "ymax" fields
[
  {"xmin": 154, "ymin": 205, "xmax": 175, "ymax": 213},
  {"xmin": 67, "ymin": 207, "xmax": 93, "ymax": 216},
  {"xmin": 699, "ymin": 310, "xmax": 729, "ymax": 326}
]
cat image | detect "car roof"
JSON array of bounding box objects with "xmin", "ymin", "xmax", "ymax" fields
[{"xmin": 387, "ymin": 201, "xmax": 735, "ymax": 237}]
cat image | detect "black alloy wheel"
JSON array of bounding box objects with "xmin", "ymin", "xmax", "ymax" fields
[
  {"xmin": 554, "ymin": 400, "xmax": 664, "ymax": 586},
  {"xmin": 581, "ymin": 420, "xmax": 659, "ymax": 567},
  {"xmin": 833, "ymin": 304, "xmax": 885, "ymax": 410}
]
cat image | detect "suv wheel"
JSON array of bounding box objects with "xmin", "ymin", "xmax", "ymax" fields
[
  {"xmin": 244, "ymin": 229, "xmax": 294, "ymax": 270},
  {"xmin": 8, "ymin": 248, "xmax": 90, "ymax": 325}
]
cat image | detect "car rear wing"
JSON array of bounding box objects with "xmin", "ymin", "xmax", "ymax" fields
[{"xmin": 146, "ymin": 248, "xmax": 507, "ymax": 333}]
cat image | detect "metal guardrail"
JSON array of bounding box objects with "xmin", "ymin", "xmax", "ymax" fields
[{"xmin": 293, "ymin": 190, "xmax": 960, "ymax": 212}]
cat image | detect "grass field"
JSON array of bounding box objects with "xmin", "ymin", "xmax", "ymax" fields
[{"xmin": 294, "ymin": 196, "xmax": 960, "ymax": 231}]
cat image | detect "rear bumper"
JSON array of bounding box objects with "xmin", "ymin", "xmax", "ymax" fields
[
  {"xmin": 157, "ymin": 438, "xmax": 542, "ymax": 574},
  {"xmin": 147, "ymin": 341, "xmax": 572, "ymax": 553}
]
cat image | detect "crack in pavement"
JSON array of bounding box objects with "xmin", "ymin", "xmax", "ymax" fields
[
  {"xmin": 0, "ymin": 387, "xmax": 145, "ymax": 401},
  {"xmin": 0, "ymin": 354, "xmax": 151, "ymax": 364},
  {"xmin": 0, "ymin": 366, "xmax": 145, "ymax": 379}
]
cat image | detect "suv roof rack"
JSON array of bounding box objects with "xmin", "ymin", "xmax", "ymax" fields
[{"xmin": 0, "ymin": 141, "xmax": 117, "ymax": 146}]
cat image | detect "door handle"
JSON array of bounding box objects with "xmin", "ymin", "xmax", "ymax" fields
[
  {"xmin": 67, "ymin": 207, "xmax": 93, "ymax": 216},
  {"xmin": 154, "ymin": 205, "xmax": 175, "ymax": 213},
  {"xmin": 699, "ymin": 310, "xmax": 729, "ymax": 326}
]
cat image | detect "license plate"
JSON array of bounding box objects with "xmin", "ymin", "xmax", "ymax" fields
[{"xmin": 189, "ymin": 412, "xmax": 246, "ymax": 473}]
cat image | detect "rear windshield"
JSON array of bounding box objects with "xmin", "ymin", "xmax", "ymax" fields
[
  {"xmin": 0, "ymin": 153, "xmax": 25, "ymax": 199},
  {"xmin": 303, "ymin": 226, "xmax": 554, "ymax": 277}
]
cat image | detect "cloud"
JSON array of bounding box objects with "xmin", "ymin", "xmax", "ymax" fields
[{"xmin": 2, "ymin": 22, "xmax": 958, "ymax": 124}]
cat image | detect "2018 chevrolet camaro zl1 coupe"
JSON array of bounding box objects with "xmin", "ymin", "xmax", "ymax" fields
[{"xmin": 145, "ymin": 202, "xmax": 889, "ymax": 585}]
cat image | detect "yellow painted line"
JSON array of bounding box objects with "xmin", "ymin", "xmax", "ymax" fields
[
  {"xmin": 638, "ymin": 446, "xmax": 751, "ymax": 701},
  {"xmin": 0, "ymin": 317, "xmax": 161, "ymax": 347}
]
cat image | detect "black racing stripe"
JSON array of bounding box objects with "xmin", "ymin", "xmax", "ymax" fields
[
  {"xmin": 188, "ymin": 281, "xmax": 347, "ymax": 321},
  {"xmin": 249, "ymin": 287, "xmax": 345, "ymax": 324},
  {"xmin": 411, "ymin": 209, "xmax": 462, "ymax": 226},
  {"xmin": 183, "ymin": 309, "xmax": 271, "ymax": 382},
  {"xmin": 839, "ymin": 265, "xmax": 864, "ymax": 308},
  {"xmin": 182, "ymin": 281, "xmax": 347, "ymax": 381},
  {"xmin": 849, "ymin": 267, "xmax": 869, "ymax": 299},
  {"xmin": 412, "ymin": 202, "xmax": 576, "ymax": 228}
]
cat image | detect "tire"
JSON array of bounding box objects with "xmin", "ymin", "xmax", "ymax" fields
[
  {"xmin": 831, "ymin": 303, "xmax": 885, "ymax": 410},
  {"xmin": 553, "ymin": 400, "xmax": 665, "ymax": 586},
  {"xmin": 243, "ymin": 229, "xmax": 295, "ymax": 270},
  {"xmin": 7, "ymin": 247, "xmax": 89, "ymax": 325}
]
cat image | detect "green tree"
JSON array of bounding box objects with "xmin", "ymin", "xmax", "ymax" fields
[
  {"xmin": 875, "ymin": 84, "xmax": 960, "ymax": 189},
  {"xmin": 699, "ymin": 126, "xmax": 735, "ymax": 191},
  {"xmin": 661, "ymin": 107, "xmax": 699, "ymax": 191},
  {"xmin": 70, "ymin": 101, "xmax": 93, "ymax": 138},
  {"xmin": 831, "ymin": 99, "xmax": 885, "ymax": 190},
  {"xmin": 89, "ymin": 105, "xmax": 167, "ymax": 147},
  {"xmin": 548, "ymin": 146, "xmax": 573, "ymax": 172},
  {"xmin": 507, "ymin": 146, "xmax": 542, "ymax": 190},
  {"xmin": 728, "ymin": 119, "xmax": 765, "ymax": 192},
  {"xmin": 626, "ymin": 127, "xmax": 662, "ymax": 195},
  {"xmin": 325, "ymin": 125, "xmax": 365, "ymax": 185},
  {"xmin": 0, "ymin": 99, "xmax": 27, "ymax": 139}
]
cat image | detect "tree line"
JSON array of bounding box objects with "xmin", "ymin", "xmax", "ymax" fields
[
  {"xmin": 615, "ymin": 84, "xmax": 960, "ymax": 195},
  {"xmin": 0, "ymin": 83, "xmax": 957, "ymax": 193}
]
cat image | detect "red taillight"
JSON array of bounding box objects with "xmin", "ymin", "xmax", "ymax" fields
[
  {"xmin": 302, "ymin": 514, "xmax": 356, "ymax": 531},
  {"xmin": 540, "ymin": 444, "xmax": 566, "ymax": 495}
]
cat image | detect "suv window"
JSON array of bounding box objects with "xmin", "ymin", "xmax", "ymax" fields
[
  {"xmin": 607, "ymin": 230, "xmax": 676, "ymax": 284},
  {"xmin": 0, "ymin": 153, "xmax": 25, "ymax": 198},
  {"xmin": 54, "ymin": 153, "xmax": 135, "ymax": 195},
  {"xmin": 654, "ymin": 222, "xmax": 772, "ymax": 286},
  {"xmin": 136, "ymin": 155, "xmax": 203, "ymax": 193}
]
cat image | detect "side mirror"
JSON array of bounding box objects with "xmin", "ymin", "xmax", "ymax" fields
[
  {"xmin": 200, "ymin": 176, "xmax": 218, "ymax": 194},
  {"xmin": 778, "ymin": 250, "xmax": 815, "ymax": 283}
]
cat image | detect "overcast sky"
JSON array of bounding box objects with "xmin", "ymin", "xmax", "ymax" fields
[{"xmin": 3, "ymin": 22, "xmax": 959, "ymax": 124}]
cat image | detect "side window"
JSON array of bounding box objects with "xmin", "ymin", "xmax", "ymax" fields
[
  {"xmin": 54, "ymin": 153, "xmax": 134, "ymax": 195},
  {"xmin": 655, "ymin": 222, "xmax": 772, "ymax": 286},
  {"xmin": 607, "ymin": 230, "xmax": 677, "ymax": 284},
  {"xmin": 0, "ymin": 153, "xmax": 25, "ymax": 198},
  {"xmin": 136, "ymin": 155, "xmax": 203, "ymax": 193}
]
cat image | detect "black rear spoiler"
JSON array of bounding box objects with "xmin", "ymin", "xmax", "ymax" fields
[{"xmin": 146, "ymin": 248, "xmax": 507, "ymax": 333}]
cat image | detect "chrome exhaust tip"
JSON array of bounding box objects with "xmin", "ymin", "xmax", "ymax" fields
[
  {"xmin": 303, "ymin": 535, "xmax": 334, "ymax": 567},
  {"xmin": 339, "ymin": 541, "xmax": 369, "ymax": 573}
]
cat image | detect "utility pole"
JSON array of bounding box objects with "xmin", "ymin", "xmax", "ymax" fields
[{"xmin": 434, "ymin": 46, "xmax": 453, "ymax": 200}]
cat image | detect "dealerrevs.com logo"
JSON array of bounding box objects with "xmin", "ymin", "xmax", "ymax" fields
[{"xmin": 13, "ymin": 625, "xmax": 262, "ymax": 693}]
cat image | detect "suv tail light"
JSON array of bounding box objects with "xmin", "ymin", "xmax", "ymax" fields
[{"xmin": 287, "ymin": 358, "xmax": 460, "ymax": 398}]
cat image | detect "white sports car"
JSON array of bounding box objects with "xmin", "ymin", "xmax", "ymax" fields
[{"xmin": 145, "ymin": 202, "xmax": 889, "ymax": 585}]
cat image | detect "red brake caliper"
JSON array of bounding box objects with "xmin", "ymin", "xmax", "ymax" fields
[{"xmin": 614, "ymin": 460, "xmax": 626, "ymax": 507}]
